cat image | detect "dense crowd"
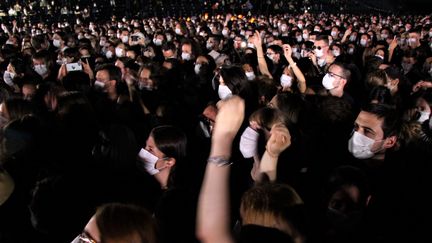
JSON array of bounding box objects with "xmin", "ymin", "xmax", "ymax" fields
[{"xmin": 0, "ymin": 8, "xmax": 432, "ymax": 243}]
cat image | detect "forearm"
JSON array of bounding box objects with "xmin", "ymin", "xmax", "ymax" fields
[
  {"xmin": 287, "ymin": 57, "xmax": 307, "ymax": 93},
  {"xmin": 256, "ymin": 46, "xmax": 273, "ymax": 78},
  {"xmin": 197, "ymin": 135, "xmax": 234, "ymax": 243},
  {"xmin": 259, "ymin": 150, "xmax": 279, "ymax": 182}
]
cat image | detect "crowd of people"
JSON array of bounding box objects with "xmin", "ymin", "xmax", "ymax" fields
[{"xmin": 0, "ymin": 6, "xmax": 432, "ymax": 243}]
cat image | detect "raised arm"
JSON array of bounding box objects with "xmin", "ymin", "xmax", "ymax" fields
[
  {"xmin": 196, "ymin": 96, "xmax": 245, "ymax": 243},
  {"xmin": 259, "ymin": 123, "xmax": 291, "ymax": 182},
  {"xmin": 388, "ymin": 36, "xmax": 398, "ymax": 63},
  {"xmin": 283, "ymin": 44, "xmax": 307, "ymax": 93},
  {"xmin": 253, "ymin": 31, "xmax": 273, "ymax": 79}
]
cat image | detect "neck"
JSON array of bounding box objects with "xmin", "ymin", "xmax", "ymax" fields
[
  {"xmin": 330, "ymin": 88, "xmax": 343, "ymax": 98},
  {"xmin": 154, "ymin": 168, "xmax": 171, "ymax": 189}
]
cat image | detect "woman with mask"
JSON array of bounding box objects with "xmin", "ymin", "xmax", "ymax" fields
[
  {"xmin": 279, "ymin": 44, "xmax": 307, "ymax": 93},
  {"xmin": 137, "ymin": 125, "xmax": 199, "ymax": 243},
  {"xmin": 213, "ymin": 64, "xmax": 257, "ymax": 118}
]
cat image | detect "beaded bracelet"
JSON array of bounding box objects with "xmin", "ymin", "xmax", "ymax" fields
[{"xmin": 207, "ymin": 156, "xmax": 233, "ymax": 167}]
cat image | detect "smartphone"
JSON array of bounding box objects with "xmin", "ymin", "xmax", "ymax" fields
[
  {"xmin": 66, "ymin": 62, "xmax": 83, "ymax": 72},
  {"xmin": 131, "ymin": 35, "xmax": 139, "ymax": 42}
]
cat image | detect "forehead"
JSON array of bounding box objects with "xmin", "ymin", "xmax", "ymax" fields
[
  {"xmin": 96, "ymin": 69, "xmax": 109, "ymax": 79},
  {"xmin": 356, "ymin": 111, "xmax": 383, "ymax": 132},
  {"xmin": 314, "ymin": 40, "xmax": 326, "ymax": 46},
  {"xmin": 182, "ymin": 43, "xmax": 192, "ymax": 52},
  {"xmin": 329, "ymin": 64, "xmax": 342, "ymax": 73},
  {"xmin": 140, "ymin": 68, "xmax": 151, "ymax": 77}
]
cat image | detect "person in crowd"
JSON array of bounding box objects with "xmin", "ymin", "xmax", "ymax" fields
[
  {"xmin": 71, "ymin": 203, "xmax": 159, "ymax": 243},
  {"xmin": 0, "ymin": 7, "xmax": 431, "ymax": 243}
]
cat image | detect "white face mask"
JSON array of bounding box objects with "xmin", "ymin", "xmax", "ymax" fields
[
  {"xmin": 302, "ymin": 33, "xmax": 309, "ymax": 40},
  {"xmin": 154, "ymin": 38, "xmax": 163, "ymax": 46},
  {"xmin": 245, "ymin": 71, "xmax": 256, "ymax": 81},
  {"xmin": 381, "ymin": 33, "xmax": 388, "ymax": 40},
  {"xmin": 322, "ymin": 73, "xmax": 335, "ymax": 90},
  {"xmin": 315, "ymin": 49, "xmax": 324, "ymax": 58},
  {"xmin": 296, "ymin": 36, "xmax": 303, "ymax": 42},
  {"xmin": 247, "ymin": 43, "xmax": 255, "ymax": 49},
  {"xmin": 222, "ymin": 29, "xmax": 229, "ymax": 36},
  {"xmin": 138, "ymin": 148, "xmax": 160, "ymax": 175},
  {"xmin": 280, "ymin": 74, "xmax": 293, "ymax": 88},
  {"xmin": 348, "ymin": 131, "xmax": 382, "ymax": 159},
  {"xmin": 175, "ymin": 28, "xmax": 182, "ymax": 35},
  {"xmin": 99, "ymin": 40, "xmax": 106, "ymax": 47},
  {"xmin": 239, "ymin": 126, "xmax": 259, "ymax": 158},
  {"xmin": 3, "ymin": 71, "xmax": 15, "ymax": 86},
  {"xmin": 360, "ymin": 39, "xmax": 368, "ymax": 47},
  {"xmin": 115, "ymin": 47, "xmax": 124, "ymax": 57},
  {"xmin": 94, "ymin": 80, "xmax": 106, "ymax": 89},
  {"xmin": 53, "ymin": 39, "xmax": 61, "ymax": 48},
  {"xmin": 206, "ymin": 42, "xmax": 213, "ymax": 50},
  {"xmin": 121, "ymin": 36, "xmax": 129, "ymax": 43},
  {"xmin": 333, "ymin": 50, "xmax": 341, "ymax": 57},
  {"xmin": 349, "ymin": 35, "xmax": 357, "ymax": 42},
  {"xmin": 194, "ymin": 64, "xmax": 201, "ymax": 75},
  {"xmin": 181, "ymin": 52, "xmax": 191, "ymax": 61},
  {"xmin": 408, "ymin": 38, "xmax": 417, "ymax": 46},
  {"xmin": 106, "ymin": 50, "xmax": 113, "ymax": 59},
  {"xmin": 218, "ymin": 84, "xmax": 232, "ymax": 100},
  {"xmin": 317, "ymin": 58, "xmax": 326, "ymax": 67},
  {"xmin": 331, "ymin": 31, "xmax": 337, "ymax": 37},
  {"xmin": 418, "ymin": 111, "xmax": 431, "ymax": 123},
  {"xmin": 34, "ymin": 64, "xmax": 48, "ymax": 77}
]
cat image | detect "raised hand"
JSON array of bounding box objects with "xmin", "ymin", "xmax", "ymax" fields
[{"xmin": 265, "ymin": 123, "xmax": 291, "ymax": 158}]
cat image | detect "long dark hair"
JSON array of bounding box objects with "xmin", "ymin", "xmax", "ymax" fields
[{"xmin": 150, "ymin": 125, "xmax": 187, "ymax": 188}]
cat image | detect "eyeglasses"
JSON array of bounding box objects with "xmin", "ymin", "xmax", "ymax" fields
[
  {"xmin": 327, "ymin": 71, "xmax": 346, "ymax": 79},
  {"xmin": 312, "ymin": 45, "xmax": 327, "ymax": 50}
]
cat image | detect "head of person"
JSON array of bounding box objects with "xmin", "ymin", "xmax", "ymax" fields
[
  {"xmin": 95, "ymin": 64, "xmax": 123, "ymax": 99},
  {"xmin": 162, "ymin": 42, "xmax": 177, "ymax": 60},
  {"xmin": 32, "ymin": 50, "xmax": 53, "ymax": 78},
  {"xmin": 348, "ymin": 103, "xmax": 400, "ymax": 160},
  {"xmin": 52, "ymin": 31, "xmax": 66, "ymax": 49},
  {"xmin": 313, "ymin": 35, "xmax": 329, "ymax": 59},
  {"xmin": 63, "ymin": 47, "xmax": 81, "ymax": 64},
  {"xmin": 137, "ymin": 64, "xmax": 159, "ymax": 91},
  {"xmin": 215, "ymin": 65, "xmax": 250, "ymax": 100},
  {"xmin": 240, "ymin": 183, "xmax": 305, "ymax": 243},
  {"xmin": 141, "ymin": 125, "xmax": 187, "ymax": 189},
  {"xmin": 180, "ymin": 39, "xmax": 196, "ymax": 62},
  {"xmin": 72, "ymin": 203, "xmax": 159, "ymax": 243},
  {"xmin": 322, "ymin": 62, "xmax": 351, "ymax": 97},
  {"xmin": 266, "ymin": 45, "xmax": 284, "ymax": 64},
  {"xmin": 368, "ymin": 85, "xmax": 394, "ymax": 105},
  {"xmin": 408, "ymin": 28, "xmax": 421, "ymax": 48},
  {"xmin": 324, "ymin": 166, "xmax": 370, "ymax": 234}
]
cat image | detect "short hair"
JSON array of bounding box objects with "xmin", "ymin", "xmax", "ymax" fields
[
  {"xmin": 315, "ymin": 35, "xmax": 329, "ymax": 45},
  {"xmin": 240, "ymin": 183, "xmax": 304, "ymax": 239},
  {"xmin": 96, "ymin": 203, "xmax": 159, "ymax": 243},
  {"xmin": 96, "ymin": 63, "xmax": 122, "ymax": 83},
  {"xmin": 330, "ymin": 62, "xmax": 351, "ymax": 82},
  {"xmin": 361, "ymin": 103, "xmax": 400, "ymax": 138}
]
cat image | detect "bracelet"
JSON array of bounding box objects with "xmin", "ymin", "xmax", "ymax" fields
[
  {"xmin": 265, "ymin": 149, "xmax": 279, "ymax": 158},
  {"xmin": 207, "ymin": 156, "xmax": 233, "ymax": 167}
]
